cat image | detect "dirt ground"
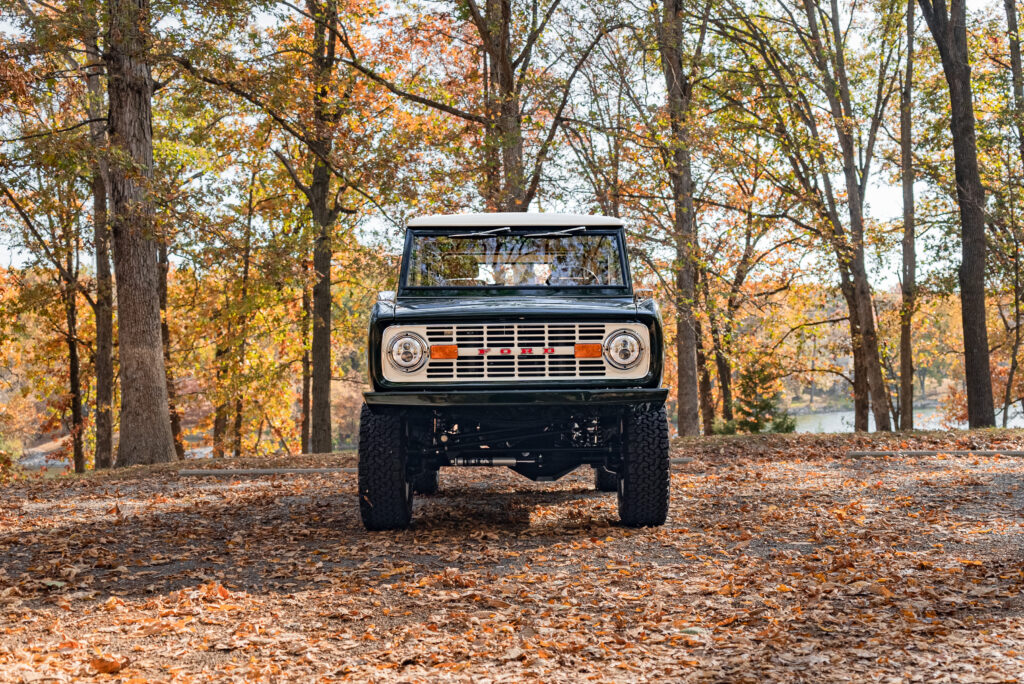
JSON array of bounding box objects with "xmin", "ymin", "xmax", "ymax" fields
[{"xmin": 1, "ymin": 432, "xmax": 1023, "ymax": 682}]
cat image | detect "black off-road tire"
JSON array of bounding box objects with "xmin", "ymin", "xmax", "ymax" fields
[
  {"xmin": 411, "ymin": 467, "xmax": 439, "ymax": 495},
  {"xmin": 358, "ymin": 404, "xmax": 413, "ymax": 530},
  {"xmin": 594, "ymin": 466, "xmax": 619, "ymax": 492},
  {"xmin": 617, "ymin": 405, "xmax": 670, "ymax": 527}
]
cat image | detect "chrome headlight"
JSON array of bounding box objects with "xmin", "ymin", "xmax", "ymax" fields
[
  {"xmin": 386, "ymin": 332, "xmax": 428, "ymax": 372},
  {"xmin": 603, "ymin": 329, "xmax": 644, "ymax": 369}
]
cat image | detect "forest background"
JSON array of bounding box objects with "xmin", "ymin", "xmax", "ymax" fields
[{"xmin": 2, "ymin": 0, "xmax": 1024, "ymax": 471}]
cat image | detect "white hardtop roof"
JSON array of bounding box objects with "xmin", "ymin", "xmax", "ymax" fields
[{"xmin": 407, "ymin": 212, "xmax": 624, "ymax": 228}]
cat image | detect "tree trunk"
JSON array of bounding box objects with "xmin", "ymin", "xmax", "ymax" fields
[
  {"xmin": 158, "ymin": 242, "xmax": 186, "ymax": 460},
  {"xmin": 1002, "ymin": 0, "xmax": 1024, "ymax": 427},
  {"xmin": 497, "ymin": 95, "xmax": 525, "ymax": 210},
  {"xmin": 714, "ymin": 350, "xmax": 734, "ymax": 422},
  {"xmin": 660, "ymin": 0, "xmax": 701, "ymax": 437},
  {"xmin": 303, "ymin": 0, "xmax": 338, "ymax": 454},
  {"xmin": 301, "ymin": 264, "xmax": 312, "ymax": 454},
  {"xmin": 64, "ymin": 267, "xmax": 85, "ymax": 474},
  {"xmin": 852, "ymin": 342, "xmax": 869, "ymax": 431},
  {"xmin": 232, "ymin": 397, "xmax": 243, "ymax": 458},
  {"xmin": 674, "ymin": 234, "xmax": 700, "ymax": 437},
  {"xmin": 899, "ymin": 0, "xmax": 916, "ymax": 431},
  {"xmin": 478, "ymin": 0, "xmax": 526, "ymax": 211},
  {"xmin": 212, "ymin": 341, "xmax": 228, "ymax": 458},
  {"xmin": 231, "ymin": 187, "xmax": 254, "ymax": 459},
  {"xmin": 1003, "ymin": 285, "xmax": 1020, "ymax": 426},
  {"xmin": 85, "ymin": 31, "xmax": 114, "ymax": 469},
  {"xmin": 310, "ymin": 224, "xmax": 333, "ymax": 453},
  {"xmin": 851, "ymin": 255, "xmax": 893, "ymax": 431},
  {"xmin": 695, "ymin": 320, "xmax": 715, "ymax": 435},
  {"xmin": 1005, "ymin": 0, "xmax": 1024, "ymax": 169},
  {"xmin": 105, "ymin": 0, "xmax": 177, "ymax": 466},
  {"xmin": 841, "ymin": 277, "xmax": 870, "ymax": 431},
  {"xmin": 708, "ymin": 313, "xmax": 734, "ymax": 422},
  {"xmin": 918, "ymin": 0, "xmax": 995, "ymax": 427}
]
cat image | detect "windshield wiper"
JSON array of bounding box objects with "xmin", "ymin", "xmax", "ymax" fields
[
  {"xmin": 448, "ymin": 226, "xmax": 512, "ymax": 238},
  {"xmin": 522, "ymin": 226, "xmax": 588, "ymax": 238}
]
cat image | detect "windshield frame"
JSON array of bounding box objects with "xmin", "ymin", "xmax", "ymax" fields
[{"xmin": 398, "ymin": 226, "xmax": 633, "ymax": 297}]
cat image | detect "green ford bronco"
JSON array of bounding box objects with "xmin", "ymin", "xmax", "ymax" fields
[{"xmin": 359, "ymin": 213, "xmax": 669, "ymax": 530}]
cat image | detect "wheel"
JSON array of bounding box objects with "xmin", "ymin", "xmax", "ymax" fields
[
  {"xmin": 411, "ymin": 467, "xmax": 439, "ymax": 495},
  {"xmin": 594, "ymin": 466, "xmax": 618, "ymax": 492},
  {"xmin": 617, "ymin": 405, "xmax": 669, "ymax": 527},
  {"xmin": 358, "ymin": 404, "xmax": 413, "ymax": 530}
]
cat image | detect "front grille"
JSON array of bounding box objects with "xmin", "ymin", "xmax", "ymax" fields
[{"xmin": 381, "ymin": 322, "xmax": 651, "ymax": 383}]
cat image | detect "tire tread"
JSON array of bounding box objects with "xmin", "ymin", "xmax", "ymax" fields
[
  {"xmin": 618, "ymin": 405, "xmax": 670, "ymax": 527},
  {"xmin": 358, "ymin": 404, "xmax": 413, "ymax": 530}
]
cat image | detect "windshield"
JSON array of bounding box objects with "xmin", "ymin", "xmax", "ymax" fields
[{"xmin": 404, "ymin": 231, "xmax": 626, "ymax": 288}]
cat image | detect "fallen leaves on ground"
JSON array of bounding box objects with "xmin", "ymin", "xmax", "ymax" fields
[{"xmin": 1, "ymin": 432, "xmax": 1023, "ymax": 682}]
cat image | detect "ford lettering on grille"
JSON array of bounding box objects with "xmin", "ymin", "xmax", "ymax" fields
[{"xmin": 476, "ymin": 347, "xmax": 557, "ymax": 355}]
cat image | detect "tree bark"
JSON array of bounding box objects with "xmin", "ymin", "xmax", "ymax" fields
[
  {"xmin": 674, "ymin": 234, "xmax": 700, "ymax": 437},
  {"xmin": 695, "ymin": 319, "xmax": 715, "ymax": 435},
  {"xmin": 212, "ymin": 340, "xmax": 228, "ymax": 458},
  {"xmin": 84, "ymin": 30, "xmax": 114, "ymax": 469},
  {"xmin": 659, "ymin": 0, "xmax": 701, "ymax": 437},
  {"xmin": 303, "ymin": 0, "xmax": 339, "ymax": 454},
  {"xmin": 1001, "ymin": 0, "xmax": 1024, "ymax": 426},
  {"xmin": 713, "ymin": 350, "xmax": 733, "ymax": 422},
  {"xmin": 105, "ymin": 0, "xmax": 177, "ymax": 466},
  {"xmin": 850, "ymin": 255, "xmax": 892, "ymax": 430},
  {"xmin": 64, "ymin": 260, "xmax": 85, "ymax": 474},
  {"xmin": 233, "ymin": 396, "xmax": 244, "ymax": 458},
  {"xmin": 310, "ymin": 225, "xmax": 333, "ymax": 453},
  {"xmin": 232, "ymin": 199, "xmax": 253, "ymax": 459},
  {"xmin": 474, "ymin": 0, "xmax": 528, "ymax": 210},
  {"xmin": 1005, "ymin": 0, "xmax": 1024, "ymax": 169},
  {"xmin": 1002, "ymin": 288, "xmax": 1021, "ymax": 426},
  {"xmin": 707, "ymin": 311, "xmax": 734, "ymax": 422},
  {"xmin": 840, "ymin": 276, "xmax": 870, "ymax": 431},
  {"xmin": 918, "ymin": 0, "xmax": 995, "ymax": 427},
  {"xmin": 301, "ymin": 262, "xmax": 312, "ymax": 454},
  {"xmin": 899, "ymin": 0, "xmax": 916, "ymax": 431},
  {"xmin": 158, "ymin": 242, "xmax": 186, "ymax": 461}
]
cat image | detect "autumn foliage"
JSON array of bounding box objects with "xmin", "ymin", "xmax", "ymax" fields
[{"xmin": 1, "ymin": 0, "xmax": 1024, "ymax": 465}]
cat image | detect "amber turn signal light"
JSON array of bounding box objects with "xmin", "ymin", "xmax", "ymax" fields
[
  {"xmin": 430, "ymin": 345, "xmax": 458, "ymax": 359},
  {"xmin": 574, "ymin": 343, "xmax": 603, "ymax": 358}
]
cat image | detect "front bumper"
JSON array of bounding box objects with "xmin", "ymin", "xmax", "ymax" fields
[{"xmin": 363, "ymin": 388, "xmax": 668, "ymax": 411}]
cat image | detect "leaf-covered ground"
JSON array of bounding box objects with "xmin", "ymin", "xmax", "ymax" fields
[{"xmin": 1, "ymin": 432, "xmax": 1023, "ymax": 682}]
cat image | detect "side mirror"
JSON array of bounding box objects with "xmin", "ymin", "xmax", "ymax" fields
[
  {"xmin": 377, "ymin": 290, "xmax": 396, "ymax": 304},
  {"xmin": 634, "ymin": 288, "xmax": 654, "ymax": 302}
]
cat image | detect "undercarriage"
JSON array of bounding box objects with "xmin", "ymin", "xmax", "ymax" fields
[{"xmin": 404, "ymin": 406, "xmax": 625, "ymax": 482}]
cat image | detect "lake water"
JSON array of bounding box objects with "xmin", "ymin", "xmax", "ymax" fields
[{"xmin": 794, "ymin": 406, "xmax": 1024, "ymax": 432}]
